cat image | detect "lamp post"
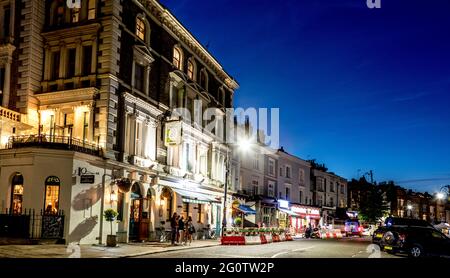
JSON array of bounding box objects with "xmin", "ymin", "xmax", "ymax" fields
[
  {"xmin": 221, "ymin": 138, "xmax": 252, "ymax": 238},
  {"xmin": 437, "ymin": 185, "xmax": 450, "ymax": 201}
]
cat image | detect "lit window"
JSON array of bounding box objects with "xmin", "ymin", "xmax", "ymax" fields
[
  {"xmin": 136, "ymin": 17, "xmax": 146, "ymax": 40},
  {"xmin": 187, "ymin": 59, "xmax": 195, "ymax": 80},
  {"xmin": 88, "ymin": 0, "xmax": 96, "ymax": 19},
  {"xmin": 173, "ymin": 47, "xmax": 182, "ymax": 69},
  {"xmin": 11, "ymin": 174, "xmax": 24, "ymax": 215},
  {"xmin": 44, "ymin": 176, "xmax": 60, "ymax": 215}
]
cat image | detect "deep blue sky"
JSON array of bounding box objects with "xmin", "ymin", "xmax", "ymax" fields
[{"xmin": 160, "ymin": 0, "xmax": 450, "ymax": 193}]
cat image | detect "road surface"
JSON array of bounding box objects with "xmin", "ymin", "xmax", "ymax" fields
[{"xmin": 136, "ymin": 237, "xmax": 400, "ymax": 258}]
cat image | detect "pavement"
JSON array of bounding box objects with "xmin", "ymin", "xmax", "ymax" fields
[
  {"xmin": 136, "ymin": 237, "xmax": 401, "ymax": 258},
  {"xmin": 0, "ymin": 236, "xmax": 403, "ymax": 258},
  {"xmin": 0, "ymin": 239, "xmax": 220, "ymax": 258}
]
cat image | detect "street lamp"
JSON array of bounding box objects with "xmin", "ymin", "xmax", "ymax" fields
[{"xmin": 221, "ymin": 139, "xmax": 252, "ymax": 238}]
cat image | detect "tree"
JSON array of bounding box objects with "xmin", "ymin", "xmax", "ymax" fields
[
  {"xmin": 104, "ymin": 208, "xmax": 118, "ymax": 235},
  {"xmin": 358, "ymin": 187, "xmax": 388, "ymax": 223}
]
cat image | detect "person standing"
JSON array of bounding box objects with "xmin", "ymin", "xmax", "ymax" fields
[
  {"xmin": 185, "ymin": 216, "xmax": 194, "ymax": 245},
  {"xmin": 178, "ymin": 216, "xmax": 185, "ymax": 245},
  {"xmin": 170, "ymin": 212, "xmax": 178, "ymax": 245}
]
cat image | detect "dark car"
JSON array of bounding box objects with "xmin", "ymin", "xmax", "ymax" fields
[
  {"xmin": 379, "ymin": 226, "xmax": 450, "ymax": 258},
  {"xmin": 372, "ymin": 217, "xmax": 433, "ymax": 246},
  {"xmin": 372, "ymin": 226, "xmax": 387, "ymax": 245},
  {"xmin": 384, "ymin": 217, "xmax": 433, "ymax": 228}
]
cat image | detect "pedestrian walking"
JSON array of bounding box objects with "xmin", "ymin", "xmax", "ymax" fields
[
  {"xmin": 170, "ymin": 212, "xmax": 178, "ymax": 245},
  {"xmin": 178, "ymin": 216, "xmax": 185, "ymax": 245}
]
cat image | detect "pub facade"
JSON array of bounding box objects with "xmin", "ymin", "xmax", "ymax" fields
[{"xmin": 0, "ymin": 0, "xmax": 238, "ymax": 244}]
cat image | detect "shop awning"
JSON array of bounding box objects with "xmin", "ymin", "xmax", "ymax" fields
[
  {"xmin": 172, "ymin": 187, "xmax": 221, "ymax": 204},
  {"xmin": 279, "ymin": 208, "xmax": 298, "ymax": 216},
  {"xmin": 237, "ymin": 205, "xmax": 256, "ymax": 215}
]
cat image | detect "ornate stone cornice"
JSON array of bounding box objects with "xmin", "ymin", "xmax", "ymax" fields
[
  {"xmin": 36, "ymin": 87, "xmax": 98, "ymax": 107},
  {"xmin": 124, "ymin": 92, "xmax": 163, "ymax": 118},
  {"xmin": 135, "ymin": 0, "xmax": 239, "ymax": 91},
  {"xmin": 42, "ymin": 23, "xmax": 102, "ymax": 43}
]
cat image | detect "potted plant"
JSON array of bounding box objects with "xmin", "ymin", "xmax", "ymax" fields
[
  {"xmin": 104, "ymin": 208, "xmax": 118, "ymax": 247},
  {"xmin": 234, "ymin": 217, "xmax": 242, "ymax": 227}
]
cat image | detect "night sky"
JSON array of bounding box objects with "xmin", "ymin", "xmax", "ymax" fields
[{"xmin": 159, "ymin": 0, "xmax": 450, "ymax": 193}]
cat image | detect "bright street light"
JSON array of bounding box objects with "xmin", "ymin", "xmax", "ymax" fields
[
  {"xmin": 407, "ymin": 205, "xmax": 412, "ymax": 210},
  {"xmin": 437, "ymin": 192, "xmax": 445, "ymax": 200}
]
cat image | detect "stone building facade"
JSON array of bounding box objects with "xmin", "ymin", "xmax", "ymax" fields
[{"xmin": 0, "ymin": 0, "xmax": 238, "ymax": 244}]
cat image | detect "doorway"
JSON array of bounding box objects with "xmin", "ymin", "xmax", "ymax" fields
[{"xmin": 129, "ymin": 183, "xmax": 142, "ymax": 241}]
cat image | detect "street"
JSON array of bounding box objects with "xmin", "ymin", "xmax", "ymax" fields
[{"xmin": 136, "ymin": 237, "xmax": 400, "ymax": 258}]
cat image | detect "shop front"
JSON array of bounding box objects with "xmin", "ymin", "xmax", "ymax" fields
[
  {"xmin": 157, "ymin": 178, "xmax": 224, "ymax": 239},
  {"xmin": 290, "ymin": 204, "xmax": 321, "ymax": 234}
]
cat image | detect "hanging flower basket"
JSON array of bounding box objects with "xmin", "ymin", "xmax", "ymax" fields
[{"xmin": 117, "ymin": 178, "xmax": 132, "ymax": 192}]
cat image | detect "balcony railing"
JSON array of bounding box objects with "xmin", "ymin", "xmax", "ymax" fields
[
  {"xmin": 0, "ymin": 106, "xmax": 21, "ymax": 122},
  {"xmin": 6, "ymin": 135, "xmax": 103, "ymax": 157}
]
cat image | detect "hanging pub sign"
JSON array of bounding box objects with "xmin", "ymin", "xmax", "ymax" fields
[{"xmin": 164, "ymin": 121, "xmax": 182, "ymax": 147}]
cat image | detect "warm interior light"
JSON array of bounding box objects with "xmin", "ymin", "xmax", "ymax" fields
[
  {"xmin": 110, "ymin": 190, "xmax": 118, "ymax": 202},
  {"xmin": 159, "ymin": 199, "xmax": 166, "ymax": 207}
]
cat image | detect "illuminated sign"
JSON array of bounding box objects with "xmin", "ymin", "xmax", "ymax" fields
[{"xmin": 278, "ymin": 200, "xmax": 289, "ymax": 209}]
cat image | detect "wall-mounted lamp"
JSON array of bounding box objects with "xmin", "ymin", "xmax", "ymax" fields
[{"xmin": 110, "ymin": 190, "xmax": 118, "ymax": 203}]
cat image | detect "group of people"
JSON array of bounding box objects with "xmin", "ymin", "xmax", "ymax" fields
[{"xmin": 170, "ymin": 212, "xmax": 196, "ymax": 246}]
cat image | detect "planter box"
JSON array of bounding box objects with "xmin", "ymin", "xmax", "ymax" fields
[
  {"xmin": 265, "ymin": 234, "xmax": 273, "ymax": 243},
  {"xmin": 279, "ymin": 233, "xmax": 286, "ymax": 241},
  {"xmin": 285, "ymin": 234, "xmax": 293, "ymax": 241},
  {"xmin": 221, "ymin": 236, "xmax": 245, "ymax": 245}
]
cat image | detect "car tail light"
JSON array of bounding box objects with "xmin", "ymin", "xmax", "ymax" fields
[{"xmin": 358, "ymin": 226, "xmax": 363, "ymax": 232}]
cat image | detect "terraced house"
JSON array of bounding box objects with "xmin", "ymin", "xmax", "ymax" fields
[{"xmin": 0, "ymin": 0, "xmax": 238, "ymax": 244}]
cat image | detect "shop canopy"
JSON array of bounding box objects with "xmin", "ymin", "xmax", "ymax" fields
[
  {"xmin": 237, "ymin": 205, "xmax": 256, "ymax": 215},
  {"xmin": 172, "ymin": 187, "xmax": 221, "ymax": 205},
  {"xmin": 279, "ymin": 208, "xmax": 298, "ymax": 216}
]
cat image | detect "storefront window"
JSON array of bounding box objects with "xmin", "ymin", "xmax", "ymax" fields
[
  {"xmin": 44, "ymin": 176, "xmax": 60, "ymax": 215},
  {"xmin": 11, "ymin": 174, "xmax": 24, "ymax": 214}
]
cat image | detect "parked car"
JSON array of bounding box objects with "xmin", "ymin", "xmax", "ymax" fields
[
  {"xmin": 379, "ymin": 226, "xmax": 450, "ymax": 258},
  {"xmin": 372, "ymin": 226, "xmax": 387, "ymax": 245},
  {"xmin": 372, "ymin": 217, "xmax": 433, "ymax": 246},
  {"xmin": 344, "ymin": 219, "xmax": 363, "ymax": 237}
]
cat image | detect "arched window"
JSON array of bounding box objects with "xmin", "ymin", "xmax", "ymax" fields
[
  {"xmin": 11, "ymin": 173, "xmax": 24, "ymax": 214},
  {"xmin": 187, "ymin": 58, "xmax": 196, "ymax": 80},
  {"xmin": 199, "ymin": 69, "xmax": 208, "ymax": 91},
  {"xmin": 136, "ymin": 15, "xmax": 150, "ymax": 44},
  {"xmin": 173, "ymin": 46, "xmax": 183, "ymax": 70},
  {"xmin": 44, "ymin": 176, "xmax": 61, "ymax": 215},
  {"xmin": 136, "ymin": 17, "xmax": 146, "ymax": 41},
  {"xmin": 161, "ymin": 187, "xmax": 173, "ymax": 221}
]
